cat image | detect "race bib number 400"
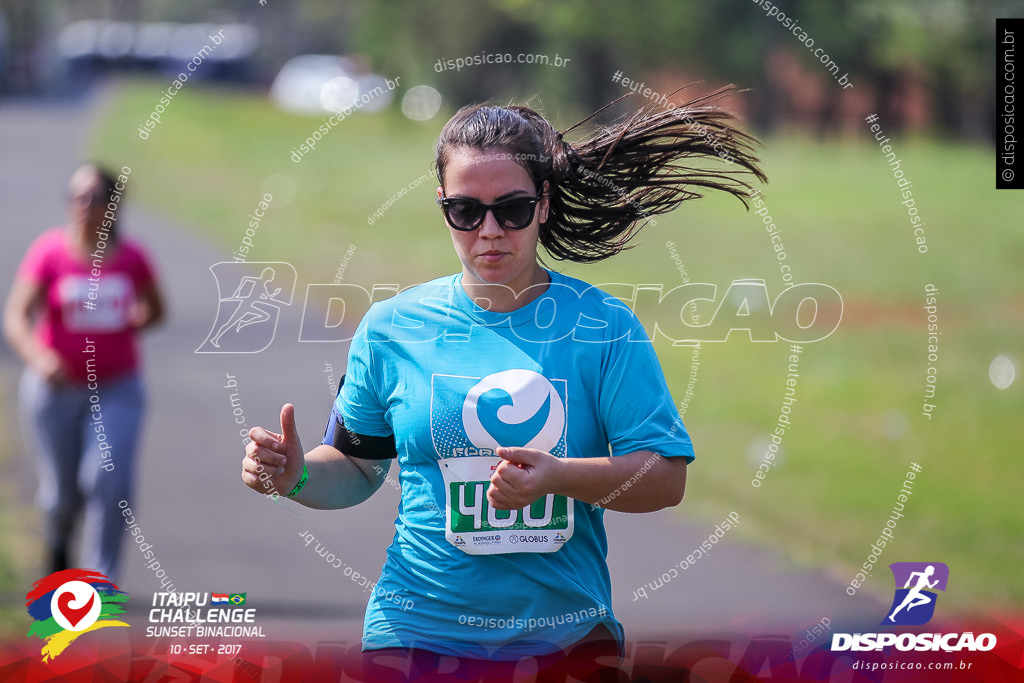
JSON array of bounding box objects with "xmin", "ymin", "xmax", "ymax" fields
[{"xmin": 440, "ymin": 456, "xmax": 573, "ymax": 554}]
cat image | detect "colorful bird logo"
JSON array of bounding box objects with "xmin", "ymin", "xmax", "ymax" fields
[{"xmin": 25, "ymin": 569, "xmax": 129, "ymax": 661}]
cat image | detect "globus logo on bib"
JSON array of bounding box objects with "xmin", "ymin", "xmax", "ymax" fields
[{"xmin": 510, "ymin": 534, "xmax": 550, "ymax": 544}]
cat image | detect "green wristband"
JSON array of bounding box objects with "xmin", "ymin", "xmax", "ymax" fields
[{"xmin": 285, "ymin": 464, "xmax": 309, "ymax": 498}]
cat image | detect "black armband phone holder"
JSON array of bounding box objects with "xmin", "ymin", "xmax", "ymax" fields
[{"xmin": 324, "ymin": 374, "xmax": 398, "ymax": 460}]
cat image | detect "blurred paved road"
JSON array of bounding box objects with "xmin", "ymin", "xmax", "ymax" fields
[{"xmin": 0, "ymin": 91, "xmax": 887, "ymax": 653}]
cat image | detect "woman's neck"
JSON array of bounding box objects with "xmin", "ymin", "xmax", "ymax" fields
[
  {"xmin": 65, "ymin": 222, "xmax": 114, "ymax": 257},
  {"xmin": 461, "ymin": 264, "xmax": 550, "ymax": 313}
]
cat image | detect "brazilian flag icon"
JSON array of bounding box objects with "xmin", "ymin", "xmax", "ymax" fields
[{"xmin": 229, "ymin": 593, "xmax": 246, "ymax": 605}]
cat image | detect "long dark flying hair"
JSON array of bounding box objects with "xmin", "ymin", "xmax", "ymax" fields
[{"xmin": 435, "ymin": 86, "xmax": 767, "ymax": 263}]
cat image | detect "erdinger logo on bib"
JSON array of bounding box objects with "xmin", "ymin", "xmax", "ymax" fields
[{"xmin": 432, "ymin": 369, "xmax": 573, "ymax": 554}]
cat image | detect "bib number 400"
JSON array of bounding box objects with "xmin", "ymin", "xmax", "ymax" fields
[{"xmin": 450, "ymin": 482, "xmax": 569, "ymax": 533}]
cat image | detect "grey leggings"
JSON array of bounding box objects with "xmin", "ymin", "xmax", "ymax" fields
[{"xmin": 18, "ymin": 369, "xmax": 145, "ymax": 580}]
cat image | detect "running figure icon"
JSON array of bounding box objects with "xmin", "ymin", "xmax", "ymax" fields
[
  {"xmin": 196, "ymin": 262, "xmax": 296, "ymax": 354},
  {"xmin": 210, "ymin": 267, "xmax": 284, "ymax": 347},
  {"xmin": 887, "ymin": 565, "xmax": 938, "ymax": 622}
]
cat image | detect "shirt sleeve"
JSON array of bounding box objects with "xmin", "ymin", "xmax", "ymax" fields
[
  {"xmin": 599, "ymin": 320, "xmax": 695, "ymax": 462},
  {"xmin": 333, "ymin": 311, "xmax": 393, "ymax": 437},
  {"xmin": 16, "ymin": 230, "xmax": 57, "ymax": 285},
  {"xmin": 124, "ymin": 241, "xmax": 157, "ymax": 293}
]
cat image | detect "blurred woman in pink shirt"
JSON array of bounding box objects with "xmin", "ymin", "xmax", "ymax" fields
[{"xmin": 4, "ymin": 163, "xmax": 164, "ymax": 579}]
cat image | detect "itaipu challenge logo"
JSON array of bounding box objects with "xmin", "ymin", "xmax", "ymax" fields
[{"xmin": 25, "ymin": 569, "xmax": 129, "ymax": 661}]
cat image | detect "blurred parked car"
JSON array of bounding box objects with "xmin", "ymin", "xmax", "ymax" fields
[{"xmin": 269, "ymin": 54, "xmax": 394, "ymax": 115}]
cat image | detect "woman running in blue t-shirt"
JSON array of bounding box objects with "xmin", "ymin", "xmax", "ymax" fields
[{"xmin": 241, "ymin": 90, "xmax": 765, "ymax": 678}]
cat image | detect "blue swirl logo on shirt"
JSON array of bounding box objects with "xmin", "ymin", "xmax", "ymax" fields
[
  {"xmin": 431, "ymin": 370, "xmax": 567, "ymax": 457},
  {"xmin": 475, "ymin": 388, "xmax": 552, "ymax": 448}
]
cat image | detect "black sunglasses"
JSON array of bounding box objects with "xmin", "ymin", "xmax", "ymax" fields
[{"xmin": 437, "ymin": 192, "xmax": 541, "ymax": 231}]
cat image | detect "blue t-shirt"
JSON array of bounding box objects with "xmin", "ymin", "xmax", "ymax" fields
[{"xmin": 323, "ymin": 269, "xmax": 694, "ymax": 659}]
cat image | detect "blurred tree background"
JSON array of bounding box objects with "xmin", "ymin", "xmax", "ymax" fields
[{"xmin": 0, "ymin": 0, "xmax": 1014, "ymax": 139}]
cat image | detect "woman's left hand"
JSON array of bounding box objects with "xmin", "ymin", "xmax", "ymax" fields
[{"xmin": 487, "ymin": 447, "xmax": 565, "ymax": 510}]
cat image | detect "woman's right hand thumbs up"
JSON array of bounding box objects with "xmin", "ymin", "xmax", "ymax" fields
[{"xmin": 241, "ymin": 403, "xmax": 305, "ymax": 498}]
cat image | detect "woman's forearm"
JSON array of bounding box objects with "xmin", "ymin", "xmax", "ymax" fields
[
  {"xmin": 3, "ymin": 280, "xmax": 51, "ymax": 373},
  {"xmin": 552, "ymin": 450, "xmax": 687, "ymax": 513},
  {"xmin": 288, "ymin": 444, "xmax": 385, "ymax": 510}
]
